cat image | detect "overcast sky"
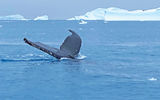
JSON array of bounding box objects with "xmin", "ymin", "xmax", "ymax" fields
[{"xmin": 0, "ymin": 0, "xmax": 159, "ymax": 19}]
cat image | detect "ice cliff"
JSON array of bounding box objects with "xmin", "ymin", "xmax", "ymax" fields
[{"xmin": 69, "ymin": 7, "xmax": 160, "ymax": 21}]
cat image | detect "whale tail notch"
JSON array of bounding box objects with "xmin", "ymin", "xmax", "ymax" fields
[{"xmin": 24, "ymin": 29, "xmax": 82, "ymax": 59}]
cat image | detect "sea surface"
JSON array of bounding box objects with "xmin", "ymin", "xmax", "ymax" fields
[{"xmin": 0, "ymin": 20, "xmax": 160, "ymax": 100}]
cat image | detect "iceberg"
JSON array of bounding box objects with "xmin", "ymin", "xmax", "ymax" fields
[
  {"xmin": 68, "ymin": 7, "xmax": 160, "ymax": 21},
  {"xmin": 0, "ymin": 14, "xmax": 27, "ymax": 20},
  {"xmin": 34, "ymin": 15, "xmax": 48, "ymax": 20},
  {"xmin": 0, "ymin": 15, "xmax": 49, "ymax": 20}
]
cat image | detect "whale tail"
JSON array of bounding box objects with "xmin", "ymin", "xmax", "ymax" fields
[
  {"xmin": 60, "ymin": 29, "xmax": 82, "ymax": 57},
  {"xmin": 24, "ymin": 29, "xmax": 82, "ymax": 59}
]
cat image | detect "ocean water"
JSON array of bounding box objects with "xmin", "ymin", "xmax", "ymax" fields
[{"xmin": 0, "ymin": 20, "xmax": 160, "ymax": 100}]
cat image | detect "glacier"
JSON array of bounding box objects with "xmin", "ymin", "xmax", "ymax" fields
[
  {"xmin": 34, "ymin": 15, "xmax": 49, "ymax": 20},
  {"xmin": 68, "ymin": 7, "xmax": 160, "ymax": 21}
]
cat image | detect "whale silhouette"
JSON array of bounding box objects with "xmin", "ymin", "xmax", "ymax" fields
[{"xmin": 24, "ymin": 29, "xmax": 82, "ymax": 59}]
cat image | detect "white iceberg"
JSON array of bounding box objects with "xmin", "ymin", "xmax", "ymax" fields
[
  {"xmin": 0, "ymin": 14, "xmax": 27, "ymax": 20},
  {"xmin": 34, "ymin": 15, "xmax": 49, "ymax": 20},
  {"xmin": 0, "ymin": 15, "xmax": 49, "ymax": 20},
  {"xmin": 69, "ymin": 7, "xmax": 160, "ymax": 21}
]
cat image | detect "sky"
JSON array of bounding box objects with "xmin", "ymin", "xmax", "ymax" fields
[{"xmin": 0, "ymin": 0, "xmax": 159, "ymax": 19}]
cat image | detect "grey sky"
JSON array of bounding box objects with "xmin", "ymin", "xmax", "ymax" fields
[{"xmin": 0, "ymin": 0, "xmax": 159, "ymax": 19}]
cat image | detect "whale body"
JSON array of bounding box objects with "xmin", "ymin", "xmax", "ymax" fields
[{"xmin": 24, "ymin": 29, "xmax": 82, "ymax": 59}]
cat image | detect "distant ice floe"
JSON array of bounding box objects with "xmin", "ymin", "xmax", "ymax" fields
[
  {"xmin": 0, "ymin": 14, "xmax": 27, "ymax": 20},
  {"xmin": 68, "ymin": 7, "xmax": 160, "ymax": 21},
  {"xmin": 0, "ymin": 15, "xmax": 49, "ymax": 20},
  {"xmin": 34, "ymin": 15, "xmax": 49, "ymax": 20},
  {"xmin": 148, "ymin": 77, "xmax": 157, "ymax": 81}
]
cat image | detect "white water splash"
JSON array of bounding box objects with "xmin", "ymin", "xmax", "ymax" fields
[
  {"xmin": 79, "ymin": 20, "xmax": 87, "ymax": 24},
  {"xmin": 77, "ymin": 54, "xmax": 87, "ymax": 59},
  {"xmin": 148, "ymin": 77, "xmax": 157, "ymax": 81},
  {"xmin": 26, "ymin": 53, "xmax": 34, "ymax": 56},
  {"xmin": 60, "ymin": 54, "xmax": 86, "ymax": 60}
]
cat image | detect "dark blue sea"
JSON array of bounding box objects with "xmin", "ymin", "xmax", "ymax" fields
[{"xmin": 0, "ymin": 20, "xmax": 160, "ymax": 100}]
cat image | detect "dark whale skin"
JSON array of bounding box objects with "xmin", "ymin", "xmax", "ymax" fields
[{"xmin": 24, "ymin": 30, "xmax": 82, "ymax": 59}]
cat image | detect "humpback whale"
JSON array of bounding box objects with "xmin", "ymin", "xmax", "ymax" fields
[{"xmin": 24, "ymin": 29, "xmax": 82, "ymax": 59}]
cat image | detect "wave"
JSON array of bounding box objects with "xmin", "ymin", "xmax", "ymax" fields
[
  {"xmin": 0, "ymin": 53, "xmax": 86, "ymax": 62},
  {"xmin": 77, "ymin": 53, "xmax": 87, "ymax": 59},
  {"xmin": 0, "ymin": 58, "xmax": 53, "ymax": 62},
  {"xmin": 0, "ymin": 53, "xmax": 52, "ymax": 62},
  {"xmin": 148, "ymin": 77, "xmax": 157, "ymax": 81}
]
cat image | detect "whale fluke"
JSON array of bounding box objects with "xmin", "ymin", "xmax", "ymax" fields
[
  {"xmin": 60, "ymin": 29, "xmax": 82, "ymax": 57},
  {"xmin": 24, "ymin": 30, "xmax": 82, "ymax": 59}
]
